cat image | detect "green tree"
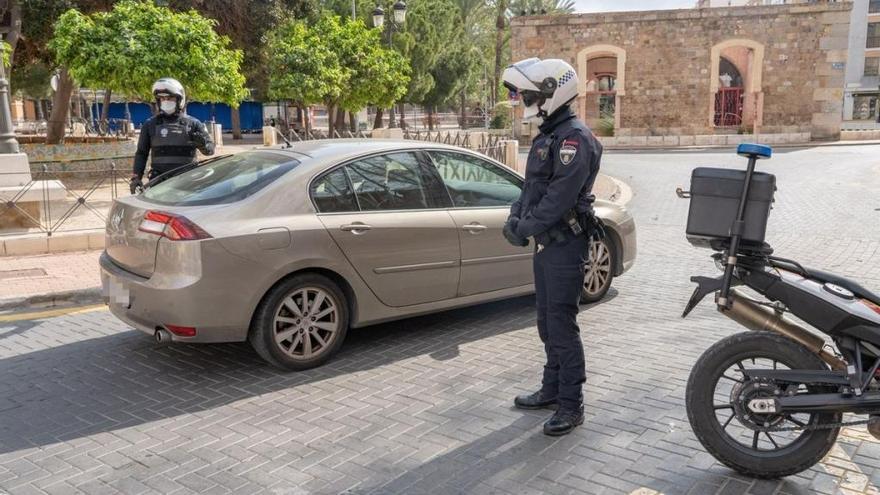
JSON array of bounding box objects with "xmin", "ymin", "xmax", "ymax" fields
[
  {"xmin": 265, "ymin": 14, "xmax": 408, "ymax": 134},
  {"xmin": 382, "ymin": 0, "xmax": 457, "ymax": 128},
  {"xmin": 265, "ymin": 16, "xmax": 345, "ymax": 132},
  {"xmin": 167, "ymin": 0, "xmax": 319, "ymax": 138},
  {"xmin": 508, "ymin": 0, "xmax": 575, "ymax": 16},
  {"xmin": 48, "ymin": 0, "xmax": 247, "ymax": 144}
]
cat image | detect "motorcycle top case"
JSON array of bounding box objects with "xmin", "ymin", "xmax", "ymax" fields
[{"xmin": 686, "ymin": 167, "xmax": 776, "ymax": 249}]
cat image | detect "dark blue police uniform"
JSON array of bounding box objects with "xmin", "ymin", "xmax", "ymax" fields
[{"xmin": 509, "ymin": 106, "xmax": 602, "ymax": 411}]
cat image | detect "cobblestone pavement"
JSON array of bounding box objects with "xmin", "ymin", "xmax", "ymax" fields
[{"xmin": 1, "ymin": 145, "xmax": 880, "ymax": 494}]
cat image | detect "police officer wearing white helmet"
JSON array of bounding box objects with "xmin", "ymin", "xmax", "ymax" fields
[
  {"xmin": 502, "ymin": 58, "xmax": 603, "ymax": 436},
  {"xmin": 130, "ymin": 78, "xmax": 215, "ymax": 193}
]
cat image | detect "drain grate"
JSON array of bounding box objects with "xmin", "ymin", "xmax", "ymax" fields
[{"xmin": 0, "ymin": 268, "xmax": 49, "ymax": 280}]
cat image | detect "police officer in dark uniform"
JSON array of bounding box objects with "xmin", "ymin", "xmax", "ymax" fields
[
  {"xmin": 130, "ymin": 78, "xmax": 215, "ymax": 193},
  {"xmin": 501, "ymin": 58, "xmax": 603, "ymax": 436}
]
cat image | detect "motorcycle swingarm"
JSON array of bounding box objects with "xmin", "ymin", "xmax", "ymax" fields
[
  {"xmin": 775, "ymin": 391, "xmax": 880, "ymax": 414},
  {"xmin": 742, "ymin": 369, "xmax": 850, "ymax": 386}
]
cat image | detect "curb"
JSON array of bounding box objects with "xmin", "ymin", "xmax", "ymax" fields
[
  {"xmin": 1, "ymin": 230, "xmax": 104, "ymax": 257},
  {"xmin": 0, "ymin": 287, "xmax": 103, "ymax": 312}
]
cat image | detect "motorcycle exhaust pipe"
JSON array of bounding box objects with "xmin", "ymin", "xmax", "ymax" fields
[{"xmin": 720, "ymin": 289, "xmax": 847, "ymax": 371}]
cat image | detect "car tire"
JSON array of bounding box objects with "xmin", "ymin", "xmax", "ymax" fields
[
  {"xmin": 249, "ymin": 273, "xmax": 349, "ymax": 371},
  {"xmin": 581, "ymin": 236, "xmax": 615, "ymax": 304}
]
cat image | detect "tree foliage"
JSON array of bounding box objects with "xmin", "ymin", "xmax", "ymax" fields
[
  {"xmin": 265, "ymin": 14, "xmax": 409, "ymax": 112},
  {"xmin": 167, "ymin": 0, "xmax": 319, "ymax": 100},
  {"xmin": 49, "ymin": 0, "xmax": 247, "ymax": 105}
]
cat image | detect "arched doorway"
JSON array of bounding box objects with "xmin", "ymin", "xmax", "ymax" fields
[
  {"xmin": 577, "ymin": 45, "xmax": 626, "ymax": 133},
  {"xmin": 709, "ymin": 39, "xmax": 764, "ymax": 131},
  {"xmin": 715, "ymin": 56, "xmax": 744, "ymax": 126}
]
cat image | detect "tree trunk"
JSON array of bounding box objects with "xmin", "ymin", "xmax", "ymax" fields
[
  {"xmin": 326, "ymin": 103, "xmax": 334, "ymax": 136},
  {"xmin": 493, "ymin": 0, "xmax": 508, "ymax": 108},
  {"xmin": 46, "ymin": 68, "xmax": 74, "ymax": 144},
  {"xmin": 335, "ymin": 107, "xmax": 346, "ymax": 136},
  {"xmin": 231, "ymin": 106, "xmax": 242, "ymax": 140},
  {"xmin": 460, "ymin": 91, "xmax": 466, "ymax": 129},
  {"xmin": 304, "ymin": 105, "xmax": 311, "ymax": 134},
  {"xmin": 349, "ymin": 111, "xmax": 357, "ymax": 133},
  {"xmin": 397, "ymin": 103, "xmax": 406, "ymax": 129},
  {"xmin": 388, "ymin": 105, "xmax": 395, "ymax": 128},
  {"xmin": 34, "ymin": 99, "xmax": 43, "ymax": 120},
  {"xmin": 71, "ymin": 92, "xmax": 81, "ymax": 119},
  {"xmin": 101, "ymin": 89, "xmax": 112, "ymax": 124},
  {"xmin": 373, "ymin": 108, "xmax": 383, "ymax": 129},
  {"xmin": 427, "ymin": 106, "xmax": 434, "ymax": 131}
]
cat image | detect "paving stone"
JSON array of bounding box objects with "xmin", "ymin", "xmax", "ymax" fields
[{"xmin": 1, "ymin": 147, "xmax": 880, "ymax": 494}]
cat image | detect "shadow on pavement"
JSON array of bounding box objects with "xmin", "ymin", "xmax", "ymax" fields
[{"xmin": 0, "ymin": 295, "xmax": 537, "ymax": 455}]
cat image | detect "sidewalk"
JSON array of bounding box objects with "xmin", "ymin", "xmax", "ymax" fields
[{"xmin": 0, "ymin": 250, "xmax": 101, "ymax": 310}]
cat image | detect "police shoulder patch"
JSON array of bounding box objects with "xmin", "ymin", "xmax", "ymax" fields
[{"xmin": 559, "ymin": 139, "xmax": 579, "ymax": 165}]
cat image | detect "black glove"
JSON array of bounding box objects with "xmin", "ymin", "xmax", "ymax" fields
[
  {"xmin": 503, "ymin": 217, "xmax": 529, "ymax": 247},
  {"xmin": 129, "ymin": 175, "xmax": 143, "ymax": 194}
]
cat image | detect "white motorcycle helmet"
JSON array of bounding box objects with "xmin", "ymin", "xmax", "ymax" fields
[
  {"xmin": 152, "ymin": 77, "xmax": 186, "ymax": 115},
  {"xmin": 502, "ymin": 58, "xmax": 579, "ymax": 124}
]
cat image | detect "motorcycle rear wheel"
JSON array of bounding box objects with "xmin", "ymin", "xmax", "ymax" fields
[{"xmin": 686, "ymin": 331, "xmax": 841, "ymax": 479}]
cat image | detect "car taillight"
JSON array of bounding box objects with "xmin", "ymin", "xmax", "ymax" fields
[
  {"xmin": 139, "ymin": 210, "xmax": 211, "ymax": 241},
  {"xmin": 165, "ymin": 324, "xmax": 197, "ymax": 337}
]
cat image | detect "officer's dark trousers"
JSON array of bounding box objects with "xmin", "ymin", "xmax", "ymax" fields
[{"xmin": 534, "ymin": 233, "xmax": 588, "ymax": 411}]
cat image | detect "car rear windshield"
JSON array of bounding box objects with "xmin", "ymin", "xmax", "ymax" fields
[{"xmin": 142, "ymin": 151, "xmax": 300, "ymax": 206}]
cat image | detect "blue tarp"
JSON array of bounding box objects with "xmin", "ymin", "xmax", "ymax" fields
[{"xmin": 91, "ymin": 101, "xmax": 264, "ymax": 131}]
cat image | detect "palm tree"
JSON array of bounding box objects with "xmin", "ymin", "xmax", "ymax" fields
[{"xmin": 508, "ymin": 0, "xmax": 576, "ymax": 16}]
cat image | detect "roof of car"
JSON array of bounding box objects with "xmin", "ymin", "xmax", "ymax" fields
[{"xmin": 257, "ymin": 139, "xmax": 493, "ymax": 171}]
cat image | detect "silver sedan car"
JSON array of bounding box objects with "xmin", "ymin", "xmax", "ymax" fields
[{"xmin": 101, "ymin": 140, "xmax": 636, "ymax": 370}]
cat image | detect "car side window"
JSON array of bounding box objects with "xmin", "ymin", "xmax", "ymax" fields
[
  {"xmin": 311, "ymin": 168, "xmax": 358, "ymax": 213},
  {"xmin": 428, "ymin": 151, "xmax": 522, "ymax": 208},
  {"xmin": 345, "ymin": 152, "xmax": 435, "ymax": 211}
]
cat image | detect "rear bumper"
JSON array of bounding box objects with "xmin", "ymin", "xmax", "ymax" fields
[{"xmin": 100, "ymin": 247, "xmax": 250, "ymax": 343}]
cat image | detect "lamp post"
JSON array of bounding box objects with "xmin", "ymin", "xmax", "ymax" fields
[
  {"xmin": 373, "ymin": 1, "xmax": 406, "ymax": 128},
  {"xmin": 0, "ymin": 49, "xmax": 19, "ymax": 154}
]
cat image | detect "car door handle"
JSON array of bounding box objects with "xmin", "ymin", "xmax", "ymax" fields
[
  {"xmin": 340, "ymin": 223, "xmax": 372, "ymax": 233},
  {"xmin": 461, "ymin": 223, "xmax": 488, "ymax": 233}
]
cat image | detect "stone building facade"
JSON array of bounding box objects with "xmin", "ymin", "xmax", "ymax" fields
[{"xmin": 510, "ymin": 2, "xmax": 852, "ymax": 140}]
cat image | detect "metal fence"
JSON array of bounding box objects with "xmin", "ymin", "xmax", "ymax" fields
[
  {"xmin": 403, "ymin": 130, "xmax": 509, "ymax": 163},
  {"xmin": 286, "ymin": 128, "xmax": 370, "ymax": 141},
  {"xmin": 0, "ymin": 161, "xmax": 125, "ymax": 237}
]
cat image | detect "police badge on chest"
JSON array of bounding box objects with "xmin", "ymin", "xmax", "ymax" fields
[{"xmin": 559, "ymin": 139, "xmax": 578, "ymax": 165}]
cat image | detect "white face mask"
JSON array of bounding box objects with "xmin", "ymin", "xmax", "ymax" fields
[{"xmin": 160, "ymin": 100, "xmax": 177, "ymax": 115}]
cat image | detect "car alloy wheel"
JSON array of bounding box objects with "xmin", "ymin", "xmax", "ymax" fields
[
  {"xmin": 273, "ymin": 287, "xmax": 340, "ymax": 360},
  {"xmin": 582, "ymin": 238, "xmax": 614, "ymax": 302}
]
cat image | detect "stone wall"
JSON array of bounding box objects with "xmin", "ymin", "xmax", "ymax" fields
[{"xmin": 511, "ymin": 3, "xmax": 851, "ymax": 140}]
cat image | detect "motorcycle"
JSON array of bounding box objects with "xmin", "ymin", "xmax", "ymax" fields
[{"xmin": 678, "ymin": 144, "xmax": 880, "ymax": 479}]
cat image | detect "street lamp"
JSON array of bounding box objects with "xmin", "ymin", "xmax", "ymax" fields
[{"xmin": 373, "ymin": 1, "xmax": 406, "ymax": 128}]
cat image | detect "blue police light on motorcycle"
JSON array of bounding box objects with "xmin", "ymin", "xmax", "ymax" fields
[{"xmin": 736, "ymin": 143, "xmax": 772, "ymax": 159}]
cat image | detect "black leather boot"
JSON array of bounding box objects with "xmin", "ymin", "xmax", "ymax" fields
[
  {"xmin": 513, "ymin": 390, "xmax": 558, "ymax": 410},
  {"xmin": 543, "ymin": 405, "xmax": 584, "ymax": 436}
]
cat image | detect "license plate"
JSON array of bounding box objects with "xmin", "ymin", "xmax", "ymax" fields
[{"xmin": 104, "ymin": 277, "xmax": 130, "ymax": 306}]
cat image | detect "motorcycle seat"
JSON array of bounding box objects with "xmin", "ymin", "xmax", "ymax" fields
[{"xmin": 804, "ymin": 268, "xmax": 880, "ymax": 306}]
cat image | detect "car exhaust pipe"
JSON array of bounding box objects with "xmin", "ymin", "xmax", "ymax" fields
[
  {"xmin": 720, "ymin": 289, "xmax": 847, "ymax": 371},
  {"xmin": 155, "ymin": 328, "xmax": 172, "ymax": 344}
]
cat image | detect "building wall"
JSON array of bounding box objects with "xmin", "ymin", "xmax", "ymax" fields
[
  {"xmin": 843, "ymin": 0, "xmax": 880, "ymax": 122},
  {"xmin": 511, "ymin": 3, "xmax": 851, "ymax": 139}
]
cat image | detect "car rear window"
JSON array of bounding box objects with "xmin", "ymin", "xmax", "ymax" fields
[{"xmin": 142, "ymin": 151, "xmax": 299, "ymax": 206}]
